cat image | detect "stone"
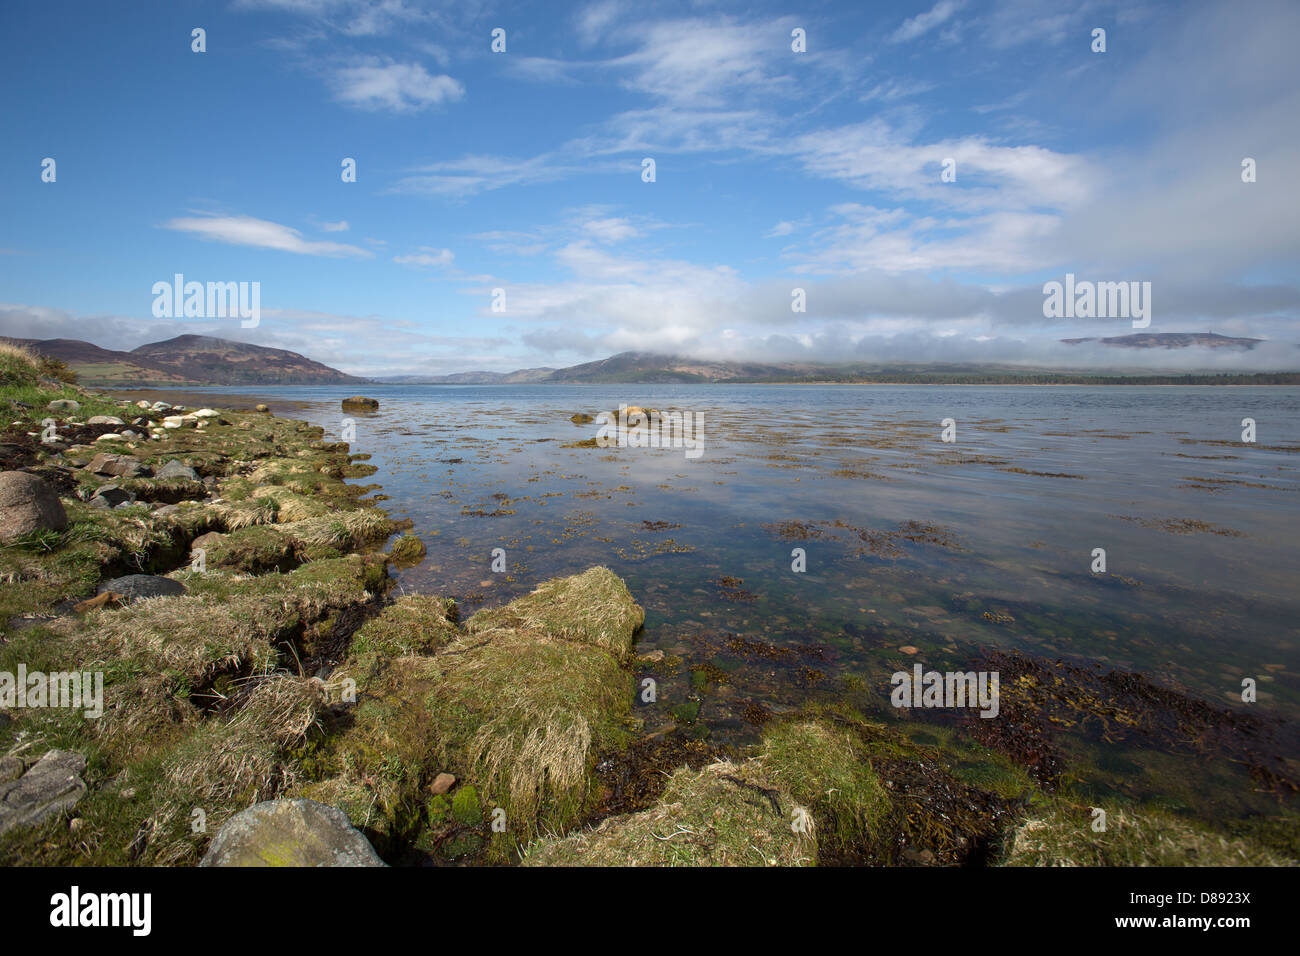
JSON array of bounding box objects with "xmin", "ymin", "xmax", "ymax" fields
[
  {"xmin": 0, "ymin": 750, "xmax": 87, "ymax": 835},
  {"xmin": 899, "ymin": 645, "xmax": 919, "ymax": 655},
  {"xmin": 135, "ymin": 400, "xmax": 152, "ymax": 409},
  {"xmin": 150, "ymin": 402, "xmax": 172, "ymax": 412},
  {"xmin": 90, "ymin": 485, "xmax": 135, "ymax": 509},
  {"xmin": 199, "ymin": 798, "xmax": 386, "ymax": 867},
  {"xmin": 193, "ymin": 408, "xmax": 220, "ymax": 418},
  {"xmin": 88, "ymin": 453, "xmax": 145, "ymax": 478},
  {"xmin": 0, "ymin": 756, "xmax": 22, "ymax": 784},
  {"xmin": 156, "ymin": 459, "xmax": 200, "ymax": 482},
  {"xmin": 0, "ymin": 471, "xmax": 68, "ymax": 544},
  {"xmin": 95, "ymin": 433, "xmax": 123, "ymax": 442},
  {"xmin": 191, "ymin": 531, "xmax": 225, "ymax": 552},
  {"xmin": 341, "ymin": 396, "xmax": 379, "ymax": 411},
  {"xmin": 255, "ymin": 404, "xmax": 270, "ymax": 413},
  {"xmin": 46, "ymin": 400, "xmax": 80, "ymax": 413},
  {"xmin": 86, "ymin": 415, "xmax": 126, "ymax": 426},
  {"xmin": 97, "ymin": 574, "xmax": 188, "ymax": 603},
  {"xmin": 430, "ymin": 773, "xmax": 456, "ymax": 795}
]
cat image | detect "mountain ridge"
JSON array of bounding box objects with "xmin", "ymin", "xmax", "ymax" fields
[{"xmin": 3, "ymin": 334, "xmax": 365, "ymax": 385}]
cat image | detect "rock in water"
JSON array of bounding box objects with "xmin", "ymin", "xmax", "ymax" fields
[
  {"xmin": 0, "ymin": 471, "xmax": 68, "ymax": 544},
  {"xmin": 97, "ymin": 575, "xmax": 187, "ymax": 602},
  {"xmin": 341, "ymin": 396, "xmax": 379, "ymax": 411},
  {"xmin": 0, "ymin": 750, "xmax": 87, "ymax": 835},
  {"xmin": 199, "ymin": 799, "xmax": 386, "ymax": 867}
]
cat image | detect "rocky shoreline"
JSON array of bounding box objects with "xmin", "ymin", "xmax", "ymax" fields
[{"xmin": 1, "ymin": 346, "xmax": 1295, "ymax": 866}]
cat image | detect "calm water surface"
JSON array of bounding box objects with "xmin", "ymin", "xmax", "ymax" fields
[{"xmin": 137, "ymin": 384, "xmax": 1300, "ymax": 820}]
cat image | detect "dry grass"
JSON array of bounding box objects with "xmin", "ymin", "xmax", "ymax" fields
[
  {"xmin": 145, "ymin": 674, "xmax": 325, "ymax": 864},
  {"xmin": 427, "ymin": 626, "xmax": 632, "ymax": 850},
  {"xmin": 281, "ymin": 510, "xmax": 395, "ymax": 551}
]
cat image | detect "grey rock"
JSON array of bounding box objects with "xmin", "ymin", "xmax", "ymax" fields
[
  {"xmin": 0, "ymin": 471, "xmax": 68, "ymax": 544},
  {"xmin": 199, "ymin": 799, "xmax": 386, "ymax": 867},
  {"xmin": 98, "ymin": 574, "xmax": 187, "ymax": 602},
  {"xmin": 156, "ymin": 459, "xmax": 200, "ymax": 482},
  {"xmin": 0, "ymin": 750, "xmax": 87, "ymax": 835},
  {"xmin": 87, "ymin": 453, "xmax": 146, "ymax": 478},
  {"xmin": 90, "ymin": 485, "xmax": 135, "ymax": 509},
  {"xmin": 46, "ymin": 400, "xmax": 80, "ymax": 413},
  {"xmin": 86, "ymin": 415, "xmax": 126, "ymax": 426}
]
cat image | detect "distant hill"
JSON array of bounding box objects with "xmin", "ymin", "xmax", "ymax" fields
[
  {"xmin": 3, "ymin": 334, "xmax": 365, "ymax": 385},
  {"xmin": 1061, "ymin": 332, "xmax": 1263, "ymax": 349},
  {"xmin": 378, "ymin": 366, "xmax": 555, "ymax": 385},
  {"xmin": 386, "ymin": 348, "xmax": 1300, "ymax": 386}
]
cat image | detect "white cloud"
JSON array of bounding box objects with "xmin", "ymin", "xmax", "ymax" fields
[
  {"xmin": 890, "ymin": 0, "xmax": 964, "ymax": 44},
  {"xmin": 318, "ymin": 220, "xmax": 350, "ymax": 232},
  {"xmin": 331, "ymin": 59, "xmax": 463, "ymax": 112},
  {"xmin": 393, "ymin": 246, "xmax": 455, "ymax": 268},
  {"xmin": 162, "ymin": 214, "xmax": 373, "ymax": 258},
  {"xmin": 582, "ymin": 217, "xmax": 638, "ymax": 242}
]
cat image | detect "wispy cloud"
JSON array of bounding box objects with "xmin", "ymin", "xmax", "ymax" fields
[
  {"xmin": 890, "ymin": 0, "xmax": 964, "ymax": 44},
  {"xmin": 162, "ymin": 214, "xmax": 373, "ymax": 257},
  {"xmin": 393, "ymin": 246, "xmax": 455, "ymax": 268}
]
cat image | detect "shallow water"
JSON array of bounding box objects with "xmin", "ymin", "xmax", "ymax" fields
[{"xmin": 134, "ymin": 383, "xmax": 1300, "ymax": 821}]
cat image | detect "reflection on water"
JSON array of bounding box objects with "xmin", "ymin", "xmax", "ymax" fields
[{"xmin": 138, "ymin": 384, "xmax": 1300, "ymax": 820}]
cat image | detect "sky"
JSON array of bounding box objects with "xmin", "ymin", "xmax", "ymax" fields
[{"xmin": 0, "ymin": 0, "xmax": 1297, "ymax": 377}]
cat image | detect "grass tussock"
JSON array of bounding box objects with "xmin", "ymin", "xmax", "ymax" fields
[
  {"xmin": 465, "ymin": 565, "xmax": 644, "ymax": 663},
  {"xmin": 143, "ymin": 674, "xmax": 325, "ymax": 864},
  {"xmin": 427, "ymin": 627, "xmax": 633, "ymax": 853},
  {"xmin": 522, "ymin": 758, "xmax": 816, "ymax": 867},
  {"xmin": 1000, "ymin": 801, "xmax": 1297, "ymax": 867},
  {"xmin": 759, "ymin": 720, "xmax": 890, "ymax": 851}
]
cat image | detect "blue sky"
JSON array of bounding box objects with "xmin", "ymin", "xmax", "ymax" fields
[{"xmin": 1, "ymin": 0, "xmax": 1297, "ymax": 376}]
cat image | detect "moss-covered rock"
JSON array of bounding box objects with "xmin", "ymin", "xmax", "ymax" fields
[
  {"xmin": 387, "ymin": 534, "xmax": 427, "ymax": 566},
  {"xmin": 521, "ymin": 759, "xmax": 815, "ymax": 867},
  {"xmin": 465, "ymin": 565, "xmax": 644, "ymax": 663},
  {"xmin": 521, "ymin": 718, "xmax": 889, "ymax": 866}
]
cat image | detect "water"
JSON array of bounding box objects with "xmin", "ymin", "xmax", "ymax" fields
[{"xmin": 128, "ymin": 383, "xmax": 1300, "ymax": 820}]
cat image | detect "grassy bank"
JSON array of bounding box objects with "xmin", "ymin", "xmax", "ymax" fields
[{"xmin": 1, "ymin": 344, "xmax": 1293, "ymax": 867}]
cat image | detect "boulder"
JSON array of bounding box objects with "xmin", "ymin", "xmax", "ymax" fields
[
  {"xmin": 193, "ymin": 408, "xmax": 220, "ymax": 419},
  {"xmin": 86, "ymin": 415, "xmax": 126, "ymax": 426},
  {"xmin": 0, "ymin": 750, "xmax": 87, "ymax": 835},
  {"xmin": 199, "ymin": 799, "xmax": 386, "ymax": 867},
  {"xmin": 88, "ymin": 453, "xmax": 146, "ymax": 478},
  {"xmin": 255, "ymin": 404, "xmax": 270, "ymax": 413},
  {"xmin": 341, "ymin": 396, "xmax": 379, "ymax": 411},
  {"xmin": 0, "ymin": 471, "xmax": 68, "ymax": 544},
  {"xmin": 90, "ymin": 485, "xmax": 135, "ymax": 509},
  {"xmin": 46, "ymin": 400, "xmax": 79, "ymax": 413},
  {"xmin": 97, "ymin": 574, "xmax": 188, "ymax": 603},
  {"xmin": 156, "ymin": 459, "xmax": 200, "ymax": 482}
]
